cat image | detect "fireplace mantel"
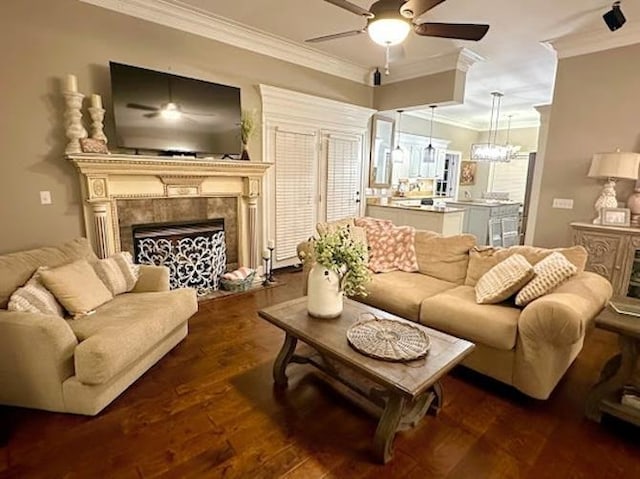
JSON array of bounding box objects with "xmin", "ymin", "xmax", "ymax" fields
[{"xmin": 68, "ymin": 153, "xmax": 272, "ymax": 268}]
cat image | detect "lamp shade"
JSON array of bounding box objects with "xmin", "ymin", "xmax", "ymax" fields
[{"xmin": 588, "ymin": 150, "xmax": 640, "ymax": 180}]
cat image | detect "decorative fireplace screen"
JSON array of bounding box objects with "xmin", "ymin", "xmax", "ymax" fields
[{"xmin": 133, "ymin": 219, "xmax": 226, "ymax": 296}]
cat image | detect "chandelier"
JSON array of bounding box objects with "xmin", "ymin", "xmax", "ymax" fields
[{"xmin": 470, "ymin": 91, "xmax": 519, "ymax": 162}]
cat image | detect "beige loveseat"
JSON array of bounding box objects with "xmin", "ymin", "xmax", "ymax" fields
[
  {"xmin": 300, "ymin": 226, "xmax": 612, "ymax": 400},
  {"xmin": 0, "ymin": 238, "xmax": 198, "ymax": 415}
]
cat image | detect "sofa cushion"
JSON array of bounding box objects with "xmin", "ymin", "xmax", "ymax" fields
[
  {"xmin": 0, "ymin": 238, "xmax": 97, "ymax": 309},
  {"xmin": 465, "ymin": 245, "xmax": 588, "ymax": 286},
  {"xmin": 515, "ymin": 252, "xmax": 578, "ymax": 306},
  {"xmin": 7, "ymin": 267, "xmax": 64, "ymax": 317},
  {"xmin": 40, "ymin": 260, "xmax": 113, "ymax": 316},
  {"xmin": 317, "ymin": 217, "xmax": 357, "ymax": 236},
  {"xmin": 415, "ymin": 233, "xmax": 476, "ymax": 284},
  {"xmin": 475, "ymin": 254, "xmax": 534, "ymax": 304},
  {"xmin": 420, "ymin": 286, "xmax": 520, "ymax": 350},
  {"xmin": 93, "ymin": 252, "xmax": 140, "ymax": 296},
  {"xmin": 69, "ymin": 289, "xmax": 197, "ymax": 385},
  {"xmin": 356, "ymin": 272, "xmax": 456, "ymax": 321}
]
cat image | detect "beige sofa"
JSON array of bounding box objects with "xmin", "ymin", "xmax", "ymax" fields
[
  {"xmin": 0, "ymin": 238, "xmax": 198, "ymax": 415},
  {"xmin": 300, "ymin": 227, "xmax": 613, "ymax": 400}
]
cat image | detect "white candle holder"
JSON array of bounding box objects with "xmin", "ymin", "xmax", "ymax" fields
[
  {"xmin": 63, "ymin": 92, "xmax": 88, "ymax": 155},
  {"xmin": 88, "ymin": 106, "xmax": 108, "ymax": 144}
]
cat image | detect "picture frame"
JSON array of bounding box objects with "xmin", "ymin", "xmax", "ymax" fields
[
  {"xmin": 460, "ymin": 161, "xmax": 477, "ymax": 186},
  {"xmin": 601, "ymin": 207, "xmax": 631, "ymax": 227}
]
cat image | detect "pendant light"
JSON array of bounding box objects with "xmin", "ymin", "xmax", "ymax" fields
[
  {"xmin": 423, "ymin": 105, "xmax": 437, "ymax": 163},
  {"xmin": 392, "ymin": 110, "xmax": 405, "ymax": 163},
  {"xmin": 504, "ymin": 115, "xmax": 521, "ymax": 159},
  {"xmin": 470, "ymin": 91, "xmax": 510, "ymax": 162}
]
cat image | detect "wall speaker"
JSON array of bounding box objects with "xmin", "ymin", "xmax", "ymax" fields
[{"xmin": 603, "ymin": 2, "xmax": 626, "ymax": 32}]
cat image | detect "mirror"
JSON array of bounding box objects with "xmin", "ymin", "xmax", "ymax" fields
[{"xmin": 369, "ymin": 116, "xmax": 394, "ymax": 188}]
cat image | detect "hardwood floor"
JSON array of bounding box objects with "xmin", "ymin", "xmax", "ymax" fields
[{"xmin": 1, "ymin": 270, "xmax": 639, "ymax": 478}]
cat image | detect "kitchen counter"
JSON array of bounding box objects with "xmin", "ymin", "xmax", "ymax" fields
[
  {"xmin": 445, "ymin": 200, "xmax": 522, "ymax": 246},
  {"xmin": 366, "ymin": 204, "xmax": 465, "ymax": 235}
]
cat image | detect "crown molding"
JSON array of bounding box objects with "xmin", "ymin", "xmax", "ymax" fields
[
  {"xmin": 260, "ymin": 85, "xmax": 376, "ymax": 131},
  {"xmin": 406, "ymin": 110, "xmax": 540, "ymax": 131},
  {"xmin": 543, "ymin": 23, "xmax": 640, "ymax": 59},
  {"xmin": 78, "ymin": 0, "xmax": 370, "ymax": 84},
  {"xmin": 384, "ymin": 48, "xmax": 484, "ymax": 84}
]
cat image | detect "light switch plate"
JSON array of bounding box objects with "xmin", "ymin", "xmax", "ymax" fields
[
  {"xmin": 552, "ymin": 198, "xmax": 573, "ymax": 209},
  {"xmin": 40, "ymin": 191, "xmax": 52, "ymax": 205}
]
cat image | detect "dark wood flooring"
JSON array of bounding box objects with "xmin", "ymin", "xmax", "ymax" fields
[{"xmin": 1, "ymin": 270, "xmax": 640, "ymax": 478}]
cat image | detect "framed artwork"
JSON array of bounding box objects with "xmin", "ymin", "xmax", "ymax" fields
[
  {"xmin": 601, "ymin": 207, "xmax": 631, "ymax": 227},
  {"xmin": 460, "ymin": 161, "xmax": 477, "ymax": 186}
]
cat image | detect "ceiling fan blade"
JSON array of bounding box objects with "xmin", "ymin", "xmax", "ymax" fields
[
  {"xmin": 414, "ymin": 22, "xmax": 489, "ymax": 41},
  {"xmin": 306, "ymin": 29, "xmax": 367, "ymax": 43},
  {"xmin": 324, "ymin": 0, "xmax": 374, "ymax": 18},
  {"xmin": 127, "ymin": 103, "xmax": 159, "ymax": 112},
  {"xmin": 400, "ymin": 0, "xmax": 446, "ymax": 19},
  {"xmin": 143, "ymin": 112, "xmax": 160, "ymax": 118}
]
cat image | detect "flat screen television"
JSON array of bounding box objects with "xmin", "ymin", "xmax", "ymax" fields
[{"xmin": 110, "ymin": 62, "xmax": 242, "ymax": 156}]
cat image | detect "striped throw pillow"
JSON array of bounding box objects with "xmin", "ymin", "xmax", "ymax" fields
[
  {"xmin": 93, "ymin": 252, "xmax": 140, "ymax": 296},
  {"xmin": 515, "ymin": 252, "xmax": 578, "ymax": 307},
  {"xmin": 475, "ymin": 254, "xmax": 534, "ymax": 304},
  {"xmin": 8, "ymin": 267, "xmax": 64, "ymax": 317}
]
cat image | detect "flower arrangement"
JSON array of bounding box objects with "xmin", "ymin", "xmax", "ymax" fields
[
  {"xmin": 307, "ymin": 227, "xmax": 371, "ymax": 297},
  {"xmin": 240, "ymin": 109, "xmax": 257, "ymax": 146}
]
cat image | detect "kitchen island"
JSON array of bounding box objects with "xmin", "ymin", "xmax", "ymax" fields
[
  {"xmin": 446, "ymin": 200, "xmax": 521, "ymax": 246},
  {"xmin": 366, "ymin": 202, "xmax": 466, "ymax": 235}
]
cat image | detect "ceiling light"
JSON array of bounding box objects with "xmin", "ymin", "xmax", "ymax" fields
[
  {"xmin": 368, "ymin": 18, "xmax": 411, "ymax": 46},
  {"xmin": 392, "ymin": 109, "xmax": 405, "ymax": 163},
  {"xmin": 423, "ymin": 105, "xmax": 437, "ymax": 163},
  {"xmin": 160, "ymin": 102, "xmax": 182, "ymax": 120},
  {"xmin": 471, "ymin": 91, "xmax": 513, "ymax": 162}
]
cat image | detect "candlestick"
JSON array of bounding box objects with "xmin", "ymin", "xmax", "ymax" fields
[
  {"xmin": 262, "ymin": 249, "xmax": 270, "ymax": 260},
  {"xmin": 65, "ymin": 74, "xmax": 78, "ymax": 93},
  {"xmin": 262, "ymin": 256, "xmax": 270, "ymax": 287},
  {"xmin": 88, "ymin": 106, "xmax": 108, "ymax": 144},
  {"xmin": 63, "ymin": 91, "xmax": 88, "ymax": 154},
  {"xmin": 268, "ymin": 247, "xmax": 275, "ymax": 283},
  {"xmin": 90, "ymin": 93, "xmax": 102, "ymax": 109},
  {"xmin": 267, "ymin": 239, "xmax": 275, "ymax": 249}
]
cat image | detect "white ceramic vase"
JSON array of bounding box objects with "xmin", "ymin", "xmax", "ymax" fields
[{"xmin": 307, "ymin": 264, "xmax": 343, "ymax": 318}]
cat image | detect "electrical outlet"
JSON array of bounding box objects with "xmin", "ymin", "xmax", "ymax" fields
[
  {"xmin": 40, "ymin": 191, "xmax": 52, "ymax": 205},
  {"xmin": 552, "ymin": 198, "xmax": 573, "ymax": 209}
]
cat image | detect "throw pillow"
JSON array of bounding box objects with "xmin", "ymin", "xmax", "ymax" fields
[
  {"xmin": 475, "ymin": 254, "xmax": 535, "ymax": 304},
  {"xmin": 415, "ymin": 233, "xmax": 477, "ymax": 284},
  {"xmin": 7, "ymin": 267, "xmax": 65, "ymax": 317},
  {"xmin": 39, "ymin": 260, "xmax": 113, "ymax": 316},
  {"xmin": 515, "ymin": 252, "xmax": 578, "ymax": 306},
  {"xmin": 93, "ymin": 252, "xmax": 140, "ymax": 296},
  {"xmin": 317, "ymin": 217, "xmax": 356, "ymax": 236},
  {"xmin": 355, "ymin": 217, "xmax": 418, "ymax": 273}
]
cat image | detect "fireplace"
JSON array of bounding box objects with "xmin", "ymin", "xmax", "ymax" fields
[{"xmin": 133, "ymin": 219, "xmax": 226, "ymax": 296}]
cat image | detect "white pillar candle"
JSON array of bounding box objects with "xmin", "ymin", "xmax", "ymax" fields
[
  {"xmin": 91, "ymin": 93, "xmax": 102, "ymax": 109},
  {"xmin": 262, "ymin": 249, "xmax": 270, "ymax": 260},
  {"xmin": 65, "ymin": 74, "xmax": 78, "ymax": 93},
  {"xmin": 267, "ymin": 239, "xmax": 275, "ymax": 249}
]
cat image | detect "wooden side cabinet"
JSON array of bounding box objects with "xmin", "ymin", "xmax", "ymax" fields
[{"xmin": 571, "ymin": 222, "xmax": 640, "ymax": 299}]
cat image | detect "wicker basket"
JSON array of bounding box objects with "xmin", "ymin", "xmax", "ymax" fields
[{"xmin": 220, "ymin": 271, "xmax": 255, "ymax": 292}]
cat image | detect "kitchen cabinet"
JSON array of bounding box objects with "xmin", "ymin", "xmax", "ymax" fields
[{"xmin": 366, "ymin": 204, "xmax": 465, "ymax": 235}]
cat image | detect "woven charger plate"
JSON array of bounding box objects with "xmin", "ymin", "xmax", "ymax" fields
[{"xmin": 346, "ymin": 316, "xmax": 430, "ymax": 362}]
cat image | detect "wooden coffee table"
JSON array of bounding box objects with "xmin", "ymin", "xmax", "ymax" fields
[{"xmin": 258, "ymin": 297, "xmax": 474, "ymax": 463}]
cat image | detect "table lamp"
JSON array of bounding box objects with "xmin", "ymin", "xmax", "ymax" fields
[{"xmin": 588, "ymin": 149, "xmax": 640, "ymax": 224}]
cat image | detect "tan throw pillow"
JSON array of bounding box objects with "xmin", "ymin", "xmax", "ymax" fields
[
  {"xmin": 475, "ymin": 254, "xmax": 534, "ymax": 304},
  {"xmin": 415, "ymin": 233, "xmax": 476, "ymax": 284},
  {"xmin": 93, "ymin": 252, "xmax": 140, "ymax": 295},
  {"xmin": 7, "ymin": 267, "xmax": 64, "ymax": 317},
  {"xmin": 515, "ymin": 252, "xmax": 578, "ymax": 307},
  {"xmin": 317, "ymin": 217, "xmax": 356, "ymax": 236},
  {"xmin": 39, "ymin": 260, "xmax": 113, "ymax": 316}
]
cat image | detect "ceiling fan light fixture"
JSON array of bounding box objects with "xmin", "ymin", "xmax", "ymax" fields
[
  {"xmin": 368, "ymin": 18, "xmax": 411, "ymax": 46},
  {"xmin": 160, "ymin": 102, "xmax": 182, "ymax": 120}
]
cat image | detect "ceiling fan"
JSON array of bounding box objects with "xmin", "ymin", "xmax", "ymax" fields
[
  {"xmin": 307, "ymin": 0, "xmax": 489, "ymax": 45},
  {"xmin": 126, "ymin": 79, "xmax": 216, "ymax": 121}
]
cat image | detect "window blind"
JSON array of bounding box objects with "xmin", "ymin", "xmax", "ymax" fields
[
  {"xmin": 488, "ymin": 154, "xmax": 530, "ymax": 203},
  {"xmin": 274, "ymin": 129, "xmax": 317, "ymax": 262},
  {"xmin": 325, "ymin": 135, "xmax": 361, "ymax": 223}
]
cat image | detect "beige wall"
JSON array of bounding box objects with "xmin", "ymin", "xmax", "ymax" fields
[
  {"xmin": 373, "ymin": 70, "xmax": 464, "ymax": 111},
  {"xmin": 0, "ymin": 0, "xmax": 372, "ymax": 254},
  {"xmin": 533, "ymin": 43, "xmax": 640, "ymax": 247}
]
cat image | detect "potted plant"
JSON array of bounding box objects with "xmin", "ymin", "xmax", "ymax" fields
[
  {"xmin": 304, "ymin": 227, "xmax": 370, "ymax": 318},
  {"xmin": 240, "ymin": 109, "xmax": 257, "ymax": 160}
]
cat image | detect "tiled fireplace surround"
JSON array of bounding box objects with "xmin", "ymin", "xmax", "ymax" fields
[{"xmin": 67, "ymin": 154, "xmax": 271, "ymax": 270}]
